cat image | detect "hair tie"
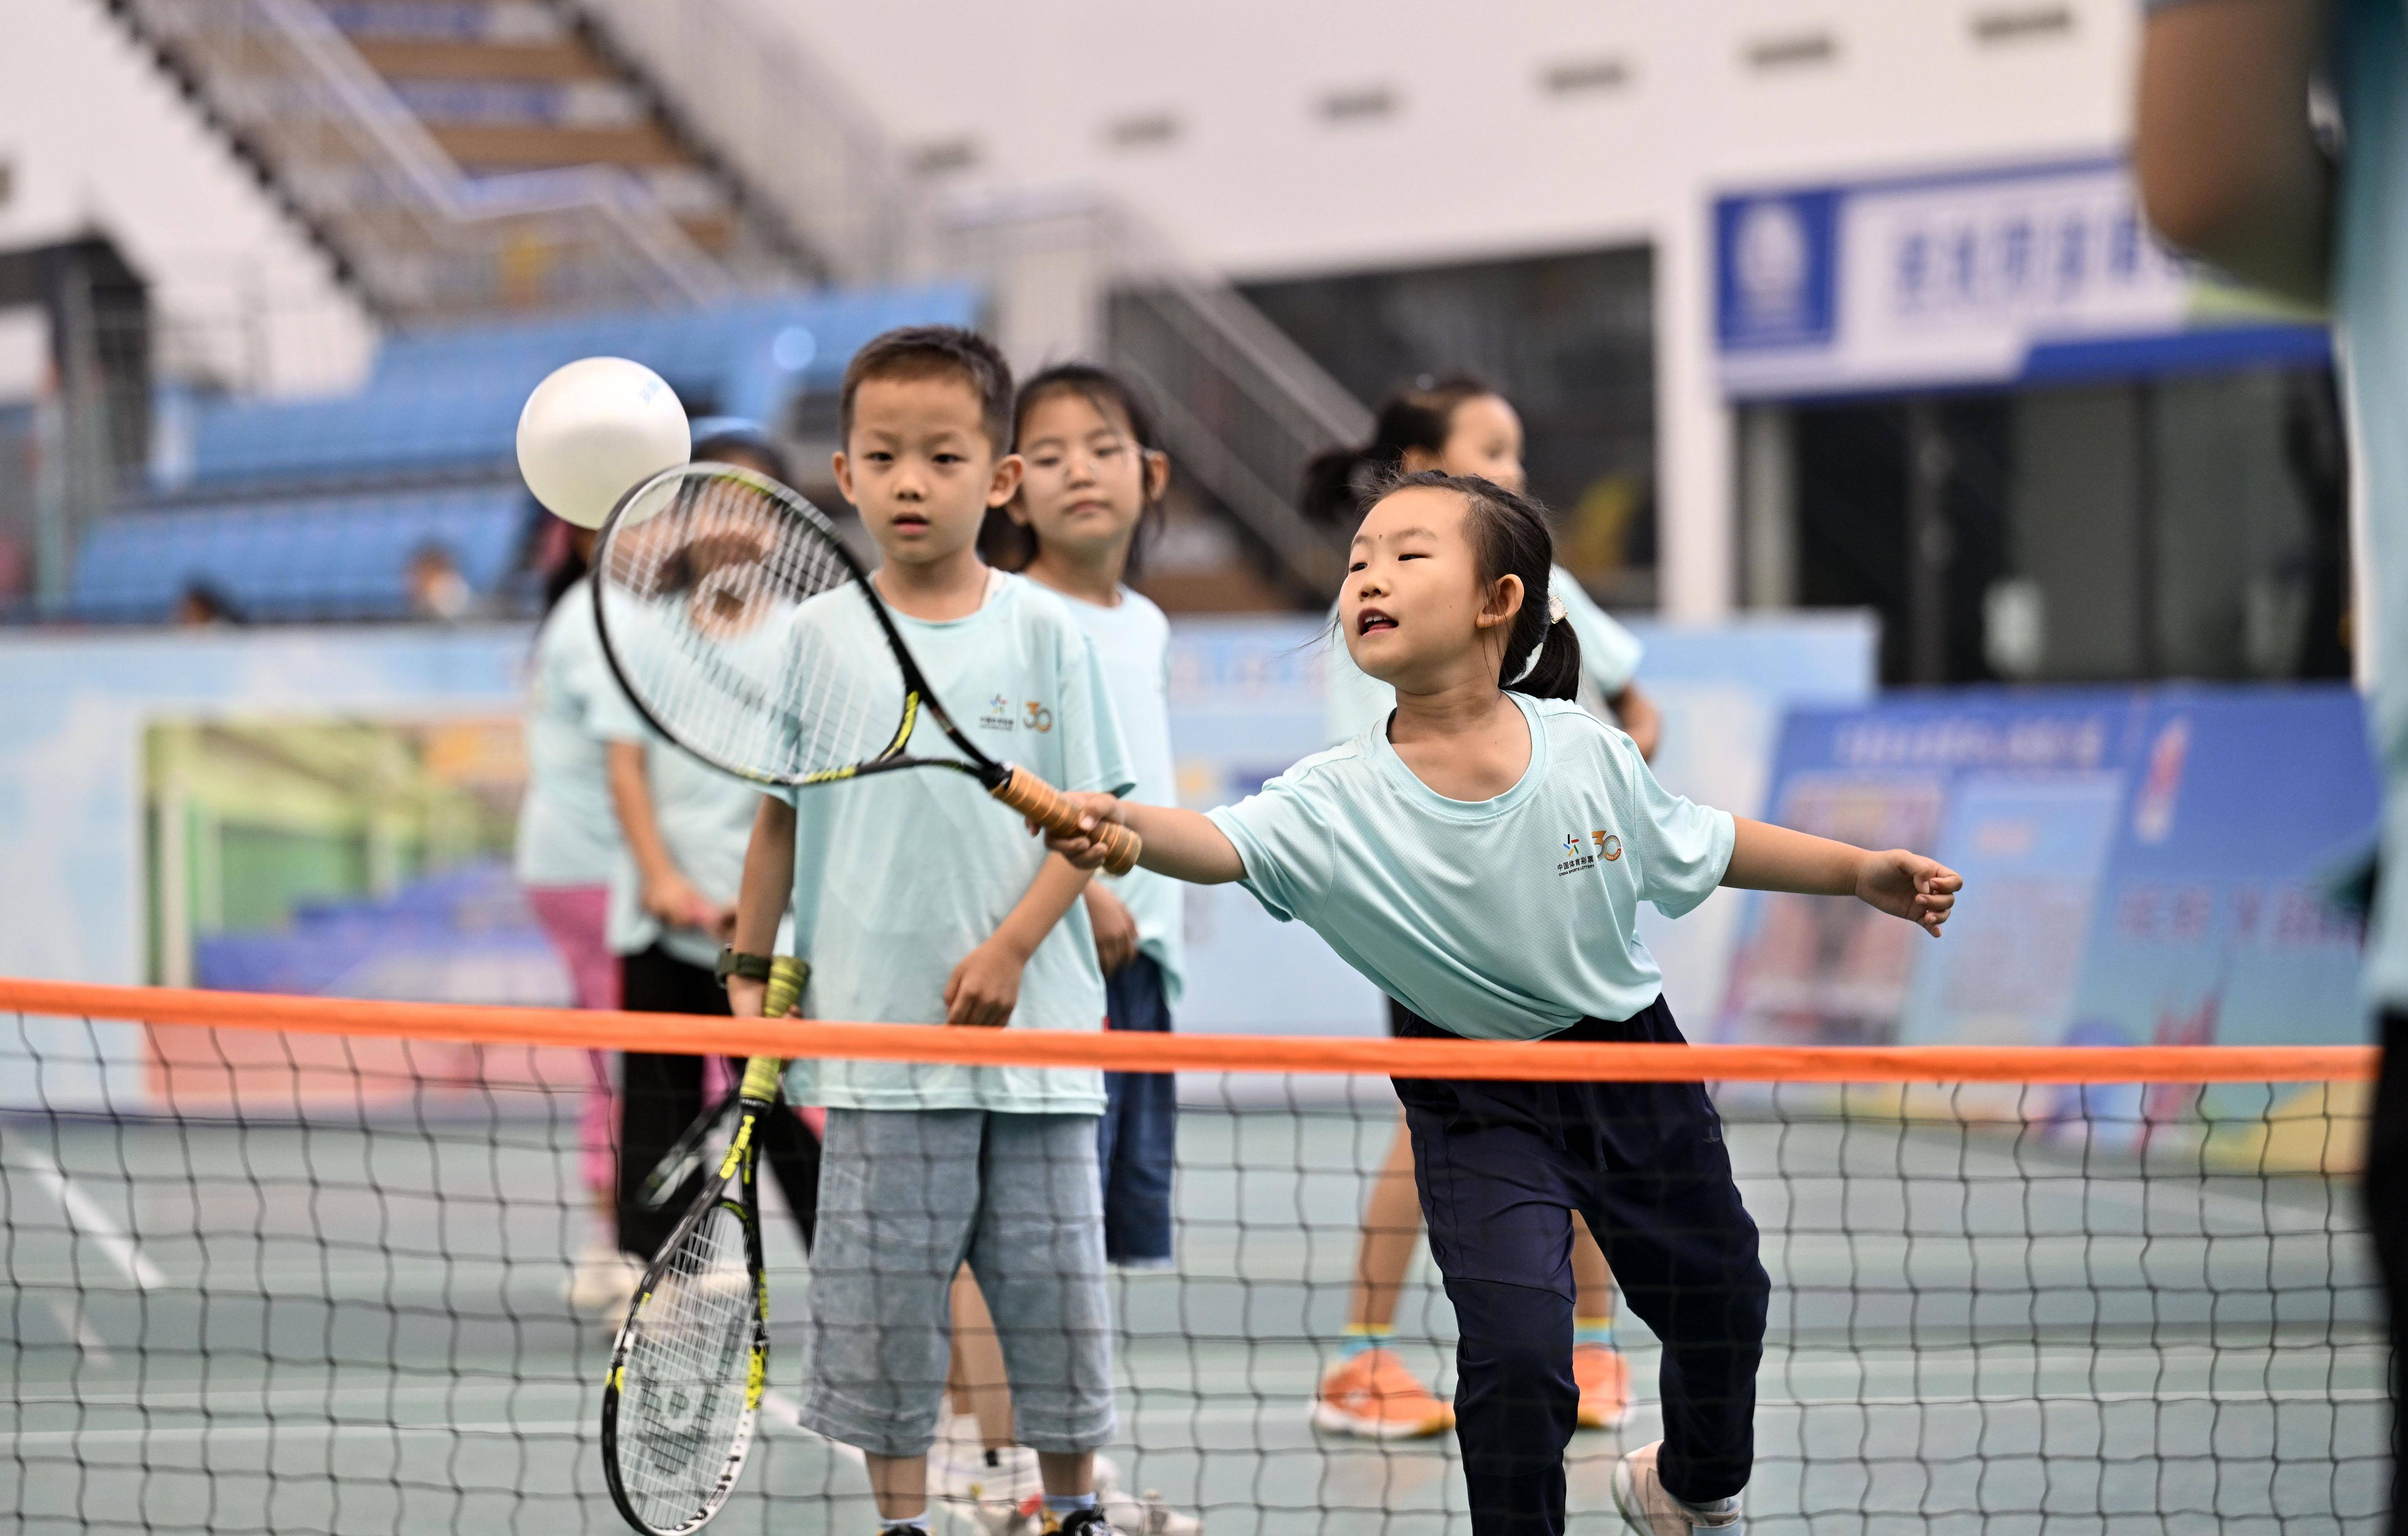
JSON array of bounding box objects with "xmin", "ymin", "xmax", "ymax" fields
[{"xmin": 1508, "ymin": 592, "xmax": 1569, "ymax": 684}]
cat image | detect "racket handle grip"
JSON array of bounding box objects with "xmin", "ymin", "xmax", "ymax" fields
[
  {"xmin": 764, "ymin": 956, "xmax": 808, "ymax": 1019},
  {"xmin": 992, "ymin": 766, "xmax": 1142, "ymax": 876},
  {"xmin": 737, "ymin": 1054, "xmax": 786, "ymax": 1105}
]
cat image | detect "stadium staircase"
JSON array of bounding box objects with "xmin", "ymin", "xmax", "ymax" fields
[{"xmin": 79, "ymin": 0, "xmax": 1368, "ymax": 617}]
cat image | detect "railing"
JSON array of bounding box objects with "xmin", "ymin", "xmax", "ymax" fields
[
  {"xmin": 119, "ymin": 0, "xmax": 734, "ymax": 319},
  {"xmin": 563, "ymin": 0, "xmax": 1369, "ymax": 599},
  {"xmin": 572, "ymin": 0, "xmax": 911, "ymax": 285}
]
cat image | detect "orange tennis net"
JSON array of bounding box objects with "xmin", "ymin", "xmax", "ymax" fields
[{"xmin": 1, "ymin": 979, "xmax": 2382, "ymax": 1536}]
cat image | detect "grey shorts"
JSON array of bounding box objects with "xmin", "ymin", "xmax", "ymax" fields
[{"xmin": 798, "ymin": 1108, "xmax": 1114, "ymax": 1458}]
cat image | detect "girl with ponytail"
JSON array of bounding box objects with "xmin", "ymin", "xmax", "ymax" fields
[
  {"xmin": 1035, "ymin": 471, "xmax": 1960, "ymax": 1536},
  {"xmin": 1313, "ymin": 381, "xmax": 1658, "ymax": 1443},
  {"xmin": 1315, "ymin": 376, "xmax": 1660, "ymax": 758}
]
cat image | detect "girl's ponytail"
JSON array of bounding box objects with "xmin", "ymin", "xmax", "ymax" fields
[
  {"xmin": 1299, "ymin": 373, "xmax": 1496, "ymax": 528},
  {"xmin": 1300, "ymin": 445, "xmax": 1375, "ymax": 527},
  {"xmin": 1506, "ymin": 587, "xmax": 1584, "ymax": 702}
]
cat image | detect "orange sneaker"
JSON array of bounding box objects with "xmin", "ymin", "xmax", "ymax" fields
[
  {"xmin": 1311, "ymin": 1346, "xmax": 1454, "ymax": 1439},
  {"xmin": 1573, "ymin": 1341, "xmax": 1630, "ymax": 1430}
]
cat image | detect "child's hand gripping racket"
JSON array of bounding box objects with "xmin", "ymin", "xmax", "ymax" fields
[
  {"xmin": 589, "ymin": 462, "xmax": 1141, "ymax": 873},
  {"xmin": 632, "ymin": 957, "xmax": 806, "ymax": 1214}
]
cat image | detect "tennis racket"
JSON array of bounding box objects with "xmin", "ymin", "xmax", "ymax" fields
[
  {"xmin": 602, "ymin": 1053, "xmax": 785, "ymax": 1535},
  {"xmin": 590, "ymin": 462, "xmax": 1140, "ymax": 874},
  {"xmin": 635, "ymin": 958, "xmax": 808, "ymax": 1214}
]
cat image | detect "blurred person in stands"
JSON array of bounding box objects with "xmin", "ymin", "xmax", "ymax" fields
[
  {"xmin": 589, "ymin": 419, "xmax": 824, "ymax": 1284},
  {"xmin": 2134, "ymin": 6, "xmax": 2404, "ymax": 1529},
  {"xmin": 175, "ymin": 582, "xmax": 244, "ymax": 626},
  {"xmin": 515, "ymin": 517, "xmax": 641, "ymax": 1320},
  {"xmin": 407, "ymin": 542, "xmax": 472, "ymax": 622},
  {"xmin": 1303, "ymin": 375, "xmax": 1657, "ymax": 1440}
]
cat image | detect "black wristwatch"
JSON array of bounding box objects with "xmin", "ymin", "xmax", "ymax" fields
[{"xmin": 714, "ymin": 947, "xmax": 775, "ymax": 987}]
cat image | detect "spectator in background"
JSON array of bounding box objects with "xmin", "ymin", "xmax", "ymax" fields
[
  {"xmin": 407, "ymin": 542, "xmax": 471, "ymax": 622},
  {"xmin": 175, "ymin": 582, "xmax": 244, "ymax": 626},
  {"xmin": 2133, "ymin": 5, "xmax": 2404, "ymax": 1530}
]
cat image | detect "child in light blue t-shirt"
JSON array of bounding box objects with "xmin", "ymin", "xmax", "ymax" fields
[
  {"xmin": 994, "ymin": 362, "xmax": 1187, "ymax": 1273},
  {"xmin": 1043, "ymin": 471, "xmax": 1962, "ymax": 1536},
  {"xmin": 727, "ymin": 328, "xmax": 1133, "ymax": 1536}
]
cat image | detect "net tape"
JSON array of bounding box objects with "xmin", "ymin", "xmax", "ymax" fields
[{"xmin": 3, "ymin": 979, "xmax": 2384, "ymax": 1536}]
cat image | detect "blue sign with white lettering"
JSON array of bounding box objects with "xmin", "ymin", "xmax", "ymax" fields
[{"xmin": 1713, "ymin": 156, "xmax": 2329, "ymax": 399}]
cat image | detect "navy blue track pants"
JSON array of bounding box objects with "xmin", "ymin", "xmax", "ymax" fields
[{"xmin": 1391, "ymin": 996, "xmax": 1768, "ymax": 1536}]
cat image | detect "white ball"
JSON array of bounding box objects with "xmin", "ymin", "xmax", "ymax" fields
[{"xmin": 516, "ymin": 357, "xmax": 691, "ymax": 529}]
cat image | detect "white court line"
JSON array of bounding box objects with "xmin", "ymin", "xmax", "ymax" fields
[
  {"xmin": 42, "ymin": 1297, "xmax": 111, "ymax": 1362},
  {"xmin": 5, "ymin": 1421, "xmax": 588, "ymax": 1446},
  {"xmin": 10, "ymin": 1144, "xmax": 166, "ymax": 1291},
  {"xmin": 19, "ymin": 1386, "xmax": 2379, "ymax": 1454}
]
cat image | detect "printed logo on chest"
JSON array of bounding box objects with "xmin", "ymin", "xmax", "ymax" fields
[
  {"xmin": 1556, "ymin": 829, "xmax": 1622, "ymax": 877},
  {"xmin": 977, "ymin": 692, "xmax": 1055, "ymax": 733}
]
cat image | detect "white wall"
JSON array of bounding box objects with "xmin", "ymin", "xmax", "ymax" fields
[
  {"xmin": 747, "ymin": 0, "xmax": 2140, "ymax": 616},
  {"xmin": 0, "ymin": 0, "xmax": 376, "ymax": 398}
]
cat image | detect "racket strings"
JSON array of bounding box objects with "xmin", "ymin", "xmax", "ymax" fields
[
  {"xmin": 599, "ymin": 468, "xmax": 905, "ymax": 781},
  {"xmin": 615, "ymin": 1197, "xmax": 760, "ymax": 1527}
]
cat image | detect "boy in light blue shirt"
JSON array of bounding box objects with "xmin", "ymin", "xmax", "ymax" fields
[{"xmin": 726, "ymin": 328, "xmax": 1133, "ymax": 1536}]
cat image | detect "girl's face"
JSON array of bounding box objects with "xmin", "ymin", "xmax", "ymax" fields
[
  {"xmin": 1011, "ymin": 387, "xmax": 1166, "ymax": 561},
  {"xmin": 1340, "ymin": 485, "xmax": 1521, "ymax": 690},
  {"xmin": 1403, "ymin": 394, "xmax": 1526, "ymax": 494}
]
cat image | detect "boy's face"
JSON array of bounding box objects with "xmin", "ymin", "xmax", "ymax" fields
[{"xmin": 832, "ymin": 374, "xmax": 1019, "ymax": 568}]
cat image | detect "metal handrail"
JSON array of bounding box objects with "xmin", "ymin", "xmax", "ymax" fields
[
  {"xmin": 564, "ymin": 0, "xmax": 1367, "ymax": 599},
  {"xmin": 124, "ymin": 0, "xmax": 733, "ymax": 316}
]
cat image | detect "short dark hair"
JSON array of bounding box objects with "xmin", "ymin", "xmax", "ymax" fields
[
  {"xmin": 838, "ymin": 325, "xmax": 1014, "ymax": 455},
  {"xmin": 692, "ymin": 425, "xmax": 793, "ymax": 487}
]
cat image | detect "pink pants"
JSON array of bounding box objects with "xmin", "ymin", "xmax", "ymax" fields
[{"xmin": 525, "ymin": 884, "xmax": 620, "ymax": 1199}]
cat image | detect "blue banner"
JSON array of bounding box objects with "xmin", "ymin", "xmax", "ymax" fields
[{"xmin": 1719, "ymin": 686, "xmax": 2378, "ymax": 1051}]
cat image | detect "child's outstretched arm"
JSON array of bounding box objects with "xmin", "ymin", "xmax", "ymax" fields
[
  {"xmin": 1041, "ymin": 793, "xmax": 1247, "ymax": 885},
  {"xmin": 1723, "ymin": 817, "xmax": 1962, "ymax": 937}
]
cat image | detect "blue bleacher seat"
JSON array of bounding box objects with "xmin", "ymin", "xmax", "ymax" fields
[
  {"xmin": 70, "ymin": 485, "xmax": 534, "ymax": 623},
  {"xmin": 121, "ymin": 283, "xmax": 984, "ymax": 622},
  {"xmin": 175, "ymin": 283, "xmax": 980, "ymax": 491}
]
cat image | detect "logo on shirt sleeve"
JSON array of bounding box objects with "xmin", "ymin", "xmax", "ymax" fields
[{"xmin": 1558, "ymin": 830, "xmax": 1621, "ymax": 876}]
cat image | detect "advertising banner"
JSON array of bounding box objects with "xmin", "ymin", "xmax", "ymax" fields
[
  {"xmin": 1717, "ymin": 687, "xmax": 2378, "ymax": 1164},
  {"xmin": 1715, "ymin": 156, "xmax": 2329, "ymax": 401}
]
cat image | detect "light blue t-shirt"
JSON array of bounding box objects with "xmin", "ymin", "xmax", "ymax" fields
[
  {"xmin": 1054, "ymin": 585, "xmax": 1185, "ymax": 1002},
  {"xmin": 1208, "ymin": 692, "xmax": 1733, "ymax": 1040},
  {"xmin": 1324, "ymin": 564, "xmax": 1646, "ymax": 743},
  {"xmin": 2332, "ymin": 0, "xmax": 2408, "ymax": 1004},
  {"xmin": 587, "ymin": 635, "xmax": 775, "ymax": 970},
  {"xmin": 514, "ymin": 579, "xmax": 623, "ymax": 888},
  {"xmin": 779, "ymin": 572, "xmax": 1136, "ymax": 1114}
]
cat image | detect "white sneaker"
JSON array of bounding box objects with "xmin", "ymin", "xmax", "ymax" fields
[
  {"xmin": 933, "ymin": 1414, "xmax": 1042, "ymax": 1533},
  {"xmin": 565, "ymin": 1239, "xmax": 642, "ymax": 1322},
  {"xmin": 1099, "ymin": 1485, "xmax": 1202, "ymax": 1536},
  {"xmin": 1090, "ymin": 1454, "xmax": 1203, "ymax": 1535},
  {"xmin": 1611, "ymin": 1441, "xmax": 1741, "ymax": 1536}
]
